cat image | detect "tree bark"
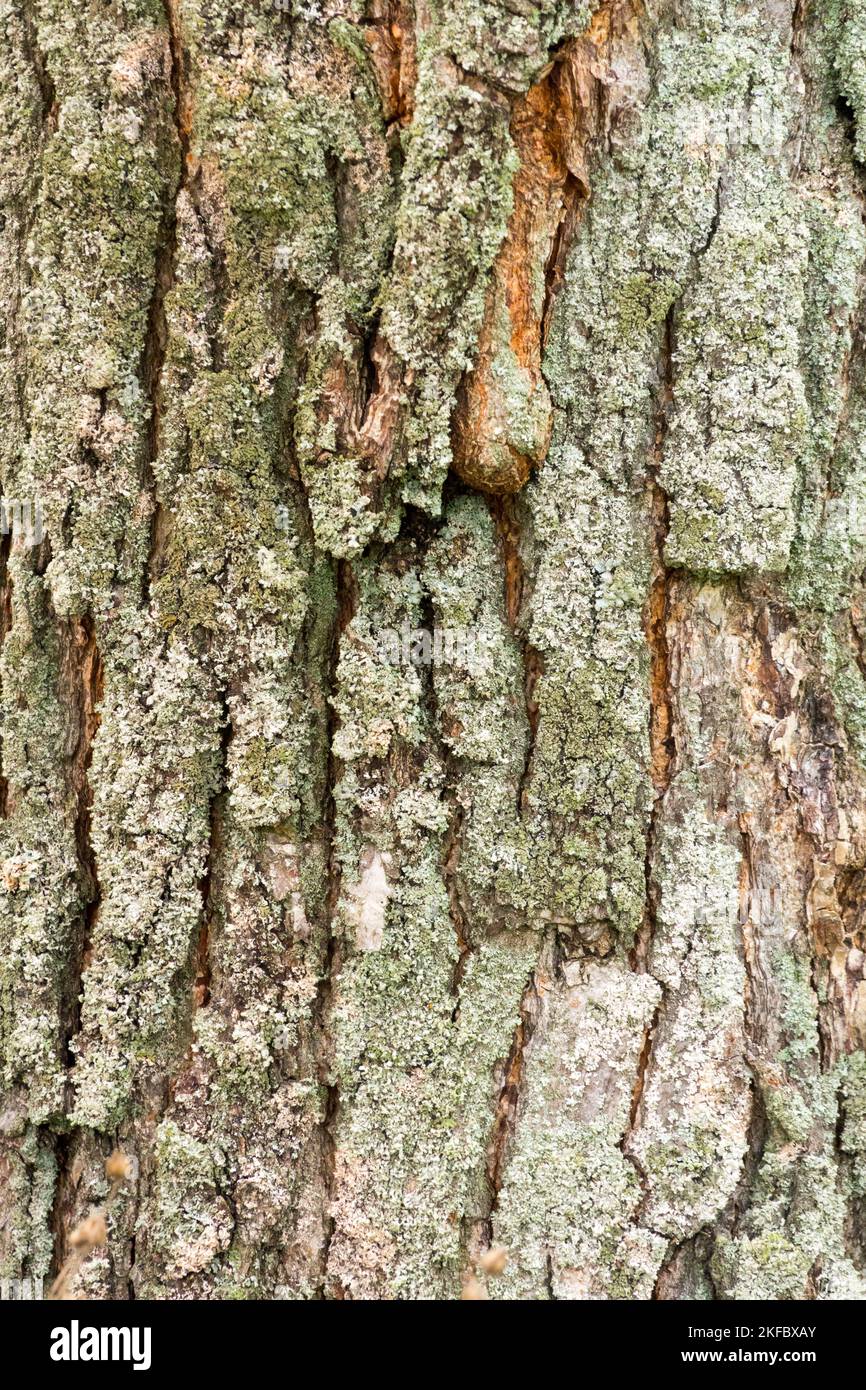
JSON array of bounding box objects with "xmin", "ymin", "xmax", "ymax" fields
[{"xmin": 1, "ymin": 0, "xmax": 866, "ymax": 1301}]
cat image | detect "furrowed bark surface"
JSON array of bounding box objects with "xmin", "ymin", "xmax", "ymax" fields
[{"xmin": 1, "ymin": 0, "xmax": 866, "ymax": 1300}]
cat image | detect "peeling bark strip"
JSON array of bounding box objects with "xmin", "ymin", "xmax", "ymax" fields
[
  {"xmin": 453, "ymin": 2, "xmax": 630, "ymax": 495},
  {"xmin": 2, "ymin": 0, "xmax": 866, "ymax": 1302}
]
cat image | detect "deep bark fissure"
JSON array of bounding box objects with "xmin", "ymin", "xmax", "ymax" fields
[
  {"xmin": 140, "ymin": 6, "xmax": 186, "ymax": 595},
  {"xmin": 443, "ymin": 800, "xmax": 472, "ymax": 1005},
  {"xmin": 144, "ymin": 0, "xmax": 227, "ymax": 591},
  {"xmin": 540, "ymin": 170, "xmax": 586, "ymax": 349},
  {"xmin": 21, "ymin": 0, "xmax": 56, "ymax": 131},
  {"xmin": 485, "ymin": 943, "xmax": 576, "ymax": 1274},
  {"xmin": 643, "ymin": 309, "xmax": 677, "ymax": 811},
  {"xmin": 484, "ymin": 956, "xmax": 543, "ymax": 1221},
  {"xmin": 194, "ymin": 693, "xmax": 233, "ymax": 1014},
  {"xmin": 488, "ymin": 496, "xmax": 543, "ymax": 818},
  {"xmin": 315, "ymin": 556, "xmax": 357, "ymax": 1295},
  {"xmin": 618, "ymin": 304, "xmax": 679, "ymax": 1226},
  {"xmin": 790, "ymin": 0, "xmax": 808, "ymax": 60},
  {"xmin": 62, "ymin": 615, "xmax": 105, "ymax": 1075},
  {"xmin": 624, "ymin": 308, "xmax": 676, "ymax": 1147},
  {"xmin": 0, "ymin": 530, "xmax": 11, "ymax": 820},
  {"xmin": 127, "ymin": 1229, "xmax": 137, "ymax": 1302},
  {"xmin": 731, "ymin": 817, "xmax": 771, "ymax": 1243},
  {"xmin": 360, "ymin": 0, "xmax": 417, "ymax": 132},
  {"xmin": 47, "ymin": 1130, "xmax": 76, "ymax": 1285}
]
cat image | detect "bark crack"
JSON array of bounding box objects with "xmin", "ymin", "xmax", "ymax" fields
[
  {"xmin": 21, "ymin": 0, "xmax": 57, "ymax": 131},
  {"xmin": 361, "ymin": 0, "xmax": 418, "ymax": 132},
  {"xmin": 485, "ymin": 961, "xmax": 541, "ymax": 1217},
  {"xmin": 63, "ymin": 615, "xmax": 104, "ymax": 1078},
  {"xmin": 621, "ymin": 304, "xmax": 677, "ymax": 1218},
  {"xmin": 443, "ymin": 801, "xmax": 472, "ymax": 1007},
  {"xmin": 0, "ymin": 530, "xmax": 11, "ymax": 820},
  {"xmin": 731, "ymin": 820, "xmax": 770, "ymax": 1240},
  {"xmin": 316, "ymin": 557, "xmax": 356, "ymax": 1297},
  {"xmin": 488, "ymin": 496, "xmax": 542, "ymax": 818},
  {"xmin": 194, "ymin": 692, "xmax": 232, "ymax": 1013},
  {"xmin": 142, "ymin": 0, "xmax": 207, "ymax": 594},
  {"xmin": 633, "ymin": 304, "xmax": 676, "ymax": 978}
]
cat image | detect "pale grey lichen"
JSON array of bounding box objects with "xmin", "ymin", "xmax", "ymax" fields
[
  {"xmin": 494, "ymin": 957, "xmax": 664, "ymax": 1300},
  {"xmin": 627, "ymin": 801, "xmax": 751, "ymax": 1241}
]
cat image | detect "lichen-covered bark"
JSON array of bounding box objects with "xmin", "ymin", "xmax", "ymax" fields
[{"xmin": 1, "ymin": 0, "xmax": 865, "ymax": 1301}]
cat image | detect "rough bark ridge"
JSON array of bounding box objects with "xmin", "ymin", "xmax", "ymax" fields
[{"xmin": 1, "ymin": 0, "xmax": 866, "ymax": 1300}]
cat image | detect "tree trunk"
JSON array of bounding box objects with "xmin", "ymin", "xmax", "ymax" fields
[{"xmin": 1, "ymin": 0, "xmax": 866, "ymax": 1302}]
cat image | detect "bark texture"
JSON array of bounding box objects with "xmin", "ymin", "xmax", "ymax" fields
[{"xmin": 1, "ymin": 0, "xmax": 866, "ymax": 1301}]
